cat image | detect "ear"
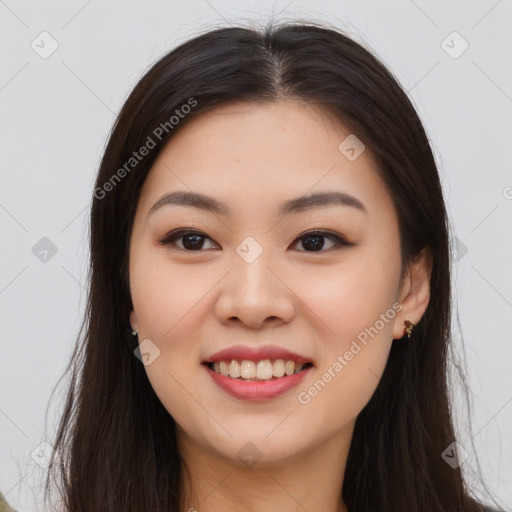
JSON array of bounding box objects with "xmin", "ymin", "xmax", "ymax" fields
[
  {"xmin": 392, "ymin": 246, "xmax": 433, "ymax": 340},
  {"xmin": 130, "ymin": 310, "xmax": 139, "ymax": 332}
]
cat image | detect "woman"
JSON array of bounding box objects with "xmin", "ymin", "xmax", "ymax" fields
[{"xmin": 43, "ymin": 21, "xmax": 503, "ymax": 512}]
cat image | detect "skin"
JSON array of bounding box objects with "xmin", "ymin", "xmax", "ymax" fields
[{"xmin": 129, "ymin": 100, "xmax": 432, "ymax": 512}]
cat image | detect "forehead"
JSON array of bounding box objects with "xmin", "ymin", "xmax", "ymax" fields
[{"xmin": 137, "ymin": 100, "xmax": 392, "ymax": 218}]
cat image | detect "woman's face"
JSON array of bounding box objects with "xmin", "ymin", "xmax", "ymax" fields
[{"xmin": 129, "ymin": 100, "xmax": 430, "ymax": 467}]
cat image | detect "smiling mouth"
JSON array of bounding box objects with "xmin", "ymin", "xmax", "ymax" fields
[{"xmin": 203, "ymin": 359, "xmax": 314, "ymax": 381}]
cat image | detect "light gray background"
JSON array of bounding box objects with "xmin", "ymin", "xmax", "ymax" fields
[{"xmin": 1, "ymin": 1, "xmax": 511, "ymax": 511}]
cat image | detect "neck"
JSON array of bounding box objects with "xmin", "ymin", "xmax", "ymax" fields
[{"xmin": 178, "ymin": 422, "xmax": 354, "ymax": 512}]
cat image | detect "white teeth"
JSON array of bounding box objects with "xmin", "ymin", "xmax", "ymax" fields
[
  {"xmin": 285, "ymin": 360, "xmax": 295, "ymax": 376},
  {"xmin": 209, "ymin": 358, "xmax": 310, "ymax": 381},
  {"xmin": 228, "ymin": 359, "xmax": 240, "ymax": 378},
  {"xmin": 240, "ymin": 360, "xmax": 256, "ymax": 379},
  {"xmin": 272, "ymin": 359, "xmax": 285, "ymax": 377},
  {"xmin": 256, "ymin": 359, "xmax": 273, "ymax": 379},
  {"xmin": 219, "ymin": 361, "xmax": 229, "ymax": 377}
]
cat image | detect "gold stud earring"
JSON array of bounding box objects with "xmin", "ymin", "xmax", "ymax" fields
[{"xmin": 404, "ymin": 320, "xmax": 414, "ymax": 339}]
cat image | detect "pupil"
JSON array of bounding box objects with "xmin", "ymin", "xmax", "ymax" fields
[
  {"xmin": 181, "ymin": 234, "xmax": 325, "ymax": 251},
  {"xmin": 183, "ymin": 234, "xmax": 203, "ymax": 250},
  {"xmin": 303, "ymin": 235, "xmax": 324, "ymax": 251}
]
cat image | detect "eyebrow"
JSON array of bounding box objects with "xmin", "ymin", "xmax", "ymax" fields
[{"xmin": 147, "ymin": 190, "xmax": 367, "ymax": 218}]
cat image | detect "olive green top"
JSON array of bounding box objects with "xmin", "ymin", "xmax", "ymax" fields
[{"xmin": 0, "ymin": 492, "xmax": 17, "ymax": 512}]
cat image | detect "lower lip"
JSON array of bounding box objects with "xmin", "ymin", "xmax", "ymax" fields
[{"xmin": 203, "ymin": 364, "xmax": 312, "ymax": 401}]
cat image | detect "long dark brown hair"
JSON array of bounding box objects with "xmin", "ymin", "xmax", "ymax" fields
[{"xmin": 43, "ymin": 20, "xmax": 500, "ymax": 512}]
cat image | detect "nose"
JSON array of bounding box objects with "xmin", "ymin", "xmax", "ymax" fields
[{"xmin": 214, "ymin": 251, "xmax": 296, "ymax": 329}]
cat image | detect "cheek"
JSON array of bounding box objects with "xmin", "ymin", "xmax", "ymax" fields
[
  {"xmin": 297, "ymin": 288, "xmax": 397, "ymax": 429},
  {"xmin": 293, "ymin": 251, "xmax": 401, "ymax": 425},
  {"xmin": 129, "ymin": 251, "xmax": 213, "ymax": 409},
  {"xmin": 130, "ymin": 253, "xmax": 210, "ymax": 341},
  {"xmin": 130, "ymin": 266, "xmax": 203, "ymax": 422},
  {"xmin": 297, "ymin": 339, "xmax": 391, "ymax": 436},
  {"xmin": 296, "ymin": 250, "xmax": 401, "ymax": 343}
]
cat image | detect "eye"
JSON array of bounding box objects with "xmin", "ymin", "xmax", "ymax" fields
[
  {"xmin": 158, "ymin": 229, "xmax": 219, "ymax": 251},
  {"xmin": 290, "ymin": 230, "xmax": 352, "ymax": 252},
  {"xmin": 158, "ymin": 229, "xmax": 352, "ymax": 252}
]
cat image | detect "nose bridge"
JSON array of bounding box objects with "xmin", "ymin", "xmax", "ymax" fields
[
  {"xmin": 215, "ymin": 237, "xmax": 295, "ymax": 327},
  {"xmin": 232, "ymin": 239, "xmax": 278, "ymax": 302}
]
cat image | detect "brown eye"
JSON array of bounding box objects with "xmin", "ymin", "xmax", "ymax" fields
[
  {"xmin": 158, "ymin": 229, "xmax": 218, "ymax": 251},
  {"xmin": 158, "ymin": 228, "xmax": 352, "ymax": 253},
  {"xmin": 290, "ymin": 230, "xmax": 352, "ymax": 252}
]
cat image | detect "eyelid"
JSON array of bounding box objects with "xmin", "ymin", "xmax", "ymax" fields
[
  {"xmin": 157, "ymin": 228, "xmax": 219, "ymax": 249},
  {"xmin": 291, "ymin": 229, "xmax": 352, "ymax": 247},
  {"xmin": 157, "ymin": 228, "xmax": 353, "ymax": 251}
]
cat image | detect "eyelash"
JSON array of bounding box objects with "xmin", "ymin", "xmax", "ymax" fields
[{"xmin": 157, "ymin": 228, "xmax": 353, "ymax": 253}]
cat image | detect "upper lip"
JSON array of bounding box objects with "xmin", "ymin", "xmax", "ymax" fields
[{"xmin": 203, "ymin": 345, "xmax": 314, "ymax": 365}]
